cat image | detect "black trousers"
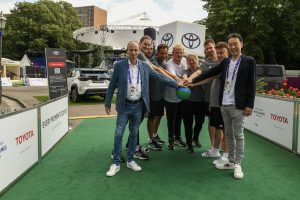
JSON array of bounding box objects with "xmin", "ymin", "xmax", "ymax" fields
[
  {"xmin": 182, "ymin": 100, "xmax": 206, "ymax": 145},
  {"xmin": 164, "ymin": 100, "xmax": 183, "ymax": 141}
]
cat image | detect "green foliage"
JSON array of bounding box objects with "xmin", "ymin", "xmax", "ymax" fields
[
  {"xmin": 200, "ymin": 0, "xmax": 300, "ymax": 68},
  {"xmin": 3, "ymin": 0, "xmax": 82, "ymax": 60},
  {"xmin": 256, "ymin": 79, "xmax": 268, "ymax": 93}
]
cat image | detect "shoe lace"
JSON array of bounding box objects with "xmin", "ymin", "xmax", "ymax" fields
[{"xmin": 129, "ymin": 161, "xmax": 138, "ymax": 168}]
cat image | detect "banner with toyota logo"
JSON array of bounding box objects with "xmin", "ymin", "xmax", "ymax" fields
[
  {"xmin": 45, "ymin": 48, "xmax": 68, "ymax": 100},
  {"xmin": 158, "ymin": 21, "xmax": 206, "ymax": 56},
  {"xmin": 243, "ymin": 96, "xmax": 294, "ymax": 150},
  {"xmin": 0, "ymin": 109, "xmax": 38, "ymax": 192}
]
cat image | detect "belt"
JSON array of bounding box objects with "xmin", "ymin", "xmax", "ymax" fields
[{"xmin": 125, "ymin": 98, "xmax": 142, "ymax": 104}]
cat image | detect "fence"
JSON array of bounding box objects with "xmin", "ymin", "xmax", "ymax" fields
[{"xmin": 0, "ymin": 96, "xmax": 69, "ymax": 194}]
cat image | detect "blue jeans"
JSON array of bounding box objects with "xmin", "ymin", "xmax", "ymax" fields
[{"xmin": 113, "ymin": 102, "xmax": 143, "ymax": 165}]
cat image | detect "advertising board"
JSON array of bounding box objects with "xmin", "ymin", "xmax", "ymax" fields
[
  {"xmin": 158, "ymin": 21, "xmax": 206, "ymax": 56},
  {"xmin": 244, "ymin": 96, "xmax": 294, "ymax": 150},
  {"xmin": 0, "ymin": 109, "xmax": 38, "ymax": 192},
  {"xmin": 45, "ymin": 48, "xmax": 68, "ymax": 100},
  {"xmin": 40, "ymin": 97, "xmax": 69, "ymax": 156}
]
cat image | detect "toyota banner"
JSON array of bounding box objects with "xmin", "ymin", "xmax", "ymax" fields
[{"xmin": 45, "ymin": 48, "xmax": 68, "ymax": 100}]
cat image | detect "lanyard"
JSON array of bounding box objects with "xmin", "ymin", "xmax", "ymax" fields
[
  {"xmin": 226, "ymin": 56, "xmax": 241, "ymax": 81},
  {"xmin": 128, "ymin": 67, "xmax": 140, "ymax": 84}
]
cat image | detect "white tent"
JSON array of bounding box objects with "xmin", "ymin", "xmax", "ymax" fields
[{"xmin": 20, "ymin": 54, "xmax": 31, "ymax": 78}]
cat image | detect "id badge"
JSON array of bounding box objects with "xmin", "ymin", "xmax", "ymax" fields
[{"xmin": 224, "ymin": 81, "xmax": 231, "ymax": 94}]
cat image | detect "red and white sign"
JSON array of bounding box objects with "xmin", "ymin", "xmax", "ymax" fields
[
  {"xmin": 0, "ymin": 109, "xmax": 38, "ymax": 192},
  {"xmin": 244, "ymin": 96, "xmax": 294, "ymax": 150},
  {"xmin": 40, "ymin": 97, "xmax": 69, "ymax": 156}
]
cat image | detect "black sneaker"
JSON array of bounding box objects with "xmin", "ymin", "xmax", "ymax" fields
[
  {"xmin": 192, "ymin": 139, "xmax": 202, "ymax": 148},
  {"xmin": 187, "ymin": 145, "xmax": 194, "ymax": 153},
  {"xmin": 148, "ymin": 139, "xmax": 162, "ymax": 151},
  {"xmin": 174, "ymin": 138, "xmax": 187, "ymax": 147},
  {"xmin": 134, "ymin": 147, "xmax": 149, "ymax": 160},
  {"xmin": 167, "ymin": 139, "xmax": 175, "ymax": 150},
  {"xmin": 154, "ymin": 134, "xmax": 165, "ymax": 145},
  {"xmin": 111, "ymin": 151, "xmax": 125, "ymax": 162}
]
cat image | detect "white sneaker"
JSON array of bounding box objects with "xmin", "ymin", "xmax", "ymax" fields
[
  {"xmin": 106, "ymin": 164, "xmax": 120, "ymax": 177},
  {"xmin": 212, "ymin": 156, "xmax": 229, "ymax": 165},
  {"xmin": 234, "ymin": 164, "xmax": 244, "ymax": 179},
  {"xmin": 201, "ymin": 149, "xmax": 221, "ymax": 157},
  {"xmin": 127, "ymin": 161, "xmax": 142, "ymax": 171},
  {"xmin": 215, "ymin": 162, "xmax": 235, "ymax": 170}
]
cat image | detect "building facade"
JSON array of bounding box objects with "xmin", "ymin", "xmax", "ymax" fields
[{"xmin": 75, "ymin": 6, "xmax": 107, "ymax": 28}]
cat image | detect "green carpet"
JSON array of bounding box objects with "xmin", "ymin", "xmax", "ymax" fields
[{"xmin": 1, "ymin": 117, "xmax": 300, "ymax": 200}]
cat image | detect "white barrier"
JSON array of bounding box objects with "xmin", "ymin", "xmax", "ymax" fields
[
  {"xmin": 0, "ymin": 77, "xmax": 12, "ymax": 86},
  {"xmin": 0, "ymin": 109, "xmax": 39, "ymax": 192},
  {"xmin": 25, "ymin": 78, "xmax": 48, "ymax": 86},
  {"xmin": 244, "ymin": 95, "xmax": 294, "ymax": 150},
  {"xmin": 40, "ymin": 97, "xmax": 69, "ymax": 156},
  {"xmin": 0, "ymin": 95, "xmax": 69, "ymax": 194}
]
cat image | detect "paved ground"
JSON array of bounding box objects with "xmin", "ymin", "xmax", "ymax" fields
[{"xmin": 1, "ymin": 86, "xmax": 117, "ymax": 129}]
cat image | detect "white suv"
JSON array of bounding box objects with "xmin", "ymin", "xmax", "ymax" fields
[{"xmin": 67, "ymin": 68, "xmax": 110, "ymax": 102}]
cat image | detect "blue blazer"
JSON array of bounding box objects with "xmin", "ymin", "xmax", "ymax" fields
[
  {"xmin": 194, "ymin": 55, "xmax": 256, "ymax": 110},
  {"xmin": 105, "ymin": 59, "xmax": 178, "ymax": 113}
]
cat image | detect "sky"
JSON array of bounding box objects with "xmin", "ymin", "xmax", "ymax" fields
[{"xmin": 0, "ymin": 0, "xmax": 208, "ymax": 26}]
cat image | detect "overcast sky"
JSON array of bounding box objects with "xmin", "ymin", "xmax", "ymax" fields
[{"xmin": 0, "ymin": 0, "xmax": 207, "ymax": 26}]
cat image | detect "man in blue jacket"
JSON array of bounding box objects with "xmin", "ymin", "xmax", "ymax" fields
[{"xmin": 105, "ymin": 41, "xmax": 180, "ymax": 176}]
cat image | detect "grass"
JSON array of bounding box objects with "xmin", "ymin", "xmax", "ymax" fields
[
  {"xmin": 33, "ymin": 95, "xmax": 116, "ymax": 106},
  {"xmin": 11, "ymin": 80, "xmax": 25, "ymax": 86}
]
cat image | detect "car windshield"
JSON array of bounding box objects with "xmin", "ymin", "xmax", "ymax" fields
[
  {"xmin": 257, "ymin": 66, "xmax": 283, "ymax": 77},
  {"xmin": 80, "ymin": 70, "xmax": 110, "ymax": 79}
]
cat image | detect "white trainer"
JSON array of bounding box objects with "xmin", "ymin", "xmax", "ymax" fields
[
  {"xmin": 127, "ymin": 161, "xmax": 142, "ymax": 171},
  {"xmin": 212, "ymin": 156, "xmax": 229, "ymax": 165},
  {"xmin": 234, "ymin": 164, "xmax": 244, "ymax": 179},
  {"xmin": 201, "ymin": 149, "xmax": 221, "ymax": 157},
  {"xmin": 215, "ymin": 162, "xmax": 235, "ymax": 169},
  {"xmin": 106, "ymin": 164, "xmax": 120, "ymax": 177}
]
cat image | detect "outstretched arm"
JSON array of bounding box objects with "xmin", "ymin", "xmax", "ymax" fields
[{"xmin": 188, "ymin": 75, "xmax": 219, "ymax": 87}]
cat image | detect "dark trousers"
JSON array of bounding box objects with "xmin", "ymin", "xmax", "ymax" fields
[
  {"xmin": 182, "ymin": 100, "xmax": 206, "ymax": 146},
  {"xmin": 164, "ymin": 101, "xmax": 183, "ymax": 140}
]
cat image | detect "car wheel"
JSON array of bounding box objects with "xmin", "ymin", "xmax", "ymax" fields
[{"xmin": 71, "ymin": 88, "xmax": 81, "ymax": 102}]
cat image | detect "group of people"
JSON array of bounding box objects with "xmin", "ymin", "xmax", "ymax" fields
[{"xmin": 104, "ymin": 33, "xmax": 256, "ymax": 180}]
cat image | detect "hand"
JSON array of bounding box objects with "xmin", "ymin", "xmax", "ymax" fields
[
  {"xmin": 177, "ymin": 82, "xmax": 184, "ymax": 87},
  {"xmin": 243, "ymin": 107, "xmax": 252, "ymax": 116},
  {"xmin": 184, "ymin": 78, "xmax": 192, "ymax": 85},
  {"xmin": 188, "ymin": 83, "xmax": 195, "ymax": 88},
  {"xmin": 176, "ymin": 77, "xmax": 182, "ymax": 83},
  {"xmin": 105, "ymin": 107, "xmax": 111, "ymax": 115}
]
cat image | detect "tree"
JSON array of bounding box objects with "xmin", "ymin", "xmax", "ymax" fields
[
  {"xmin": 3, "ymin": 0, "xmax": 83, "ymax": 60},
  {"xmin": 200, "ymin": 0, "xmax": 300, "ymax": 68}
]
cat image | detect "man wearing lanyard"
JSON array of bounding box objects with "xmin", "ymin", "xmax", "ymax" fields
[
  {"xmin": 105, "ymin": 41, "xmax": 180, "ymax": 176},
  {"xmin": 192, "ymin": 33, "xmax": 256, "ymax": 179}
]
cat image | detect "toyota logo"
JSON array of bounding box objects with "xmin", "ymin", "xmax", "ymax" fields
[
  {"xmin": 161, "ymin": 33, "xmax": 174, "ymax": 48},
  {"xmin": 181, "ymin": 33, "xmax": 201, "ymax": 49},
  {"xmin": 53, "ymin": 51, "xmax": 60, "ymax": 56}
]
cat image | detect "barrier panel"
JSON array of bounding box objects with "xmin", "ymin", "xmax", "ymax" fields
[
  {"xmin": 25, "ymin": 78, "xmax": 48, "ymax": 86},
  {"xmin": 244, "ymin": 95, "xmax": 295, "ymax": 150},
  {"xmin": 0, "ymin": 108, "xmax": 38, "ymax": 192},
  {"xmin": 0, "ymin": 77, "xmax": 12, "ymax": 86},
  {"xmin": 40, "ymin": 96, "xmax": 69, "ymax": 156},
  {"xmin": 0, "ymin": 95, "xmax": 69, "ymax": 194}
]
